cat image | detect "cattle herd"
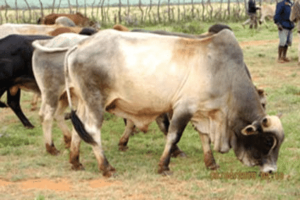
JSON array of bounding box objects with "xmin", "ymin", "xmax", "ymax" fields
[{"xmin": 0, "ymin": 12, "xmax": 285, "ymax": 177}]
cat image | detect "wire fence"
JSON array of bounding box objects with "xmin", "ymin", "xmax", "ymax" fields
[{"xmin": 0, "ymin": 0, "xmax": 277, "ymax": 25}]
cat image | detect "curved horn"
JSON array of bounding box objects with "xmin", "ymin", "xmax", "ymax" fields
[
  {"xmin": 241, "ymin": 125, "xmax": 257, "ymax": 135},
  {"xmin": 262, "ymin": 116, "xmax": 271, "ymax": 128}
]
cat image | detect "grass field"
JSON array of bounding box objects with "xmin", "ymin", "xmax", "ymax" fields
[{"xmin": 0, "ymin": 21, "xmax": 300, "ymax": 199}]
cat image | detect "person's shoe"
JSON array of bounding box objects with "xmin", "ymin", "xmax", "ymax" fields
[
  {"xmin": 282, "ymin": 57, "xmax": 290, "ymax": 62},
  {"xmin": 277, "ymin": 58, "xmax": 285, "ymax": 63}
]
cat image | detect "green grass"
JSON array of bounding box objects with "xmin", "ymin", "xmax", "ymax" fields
[{"xmin": 0, "ymin": 21, "xmax": 300, "ymax": 199}]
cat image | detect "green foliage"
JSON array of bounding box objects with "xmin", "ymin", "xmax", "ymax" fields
[{"xmin": 172, "ymin": 21, "xmax": 205, "ymax": 34}]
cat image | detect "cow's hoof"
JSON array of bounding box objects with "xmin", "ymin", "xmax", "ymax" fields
[
  {"xmin": 207, "ymin": 163, "xmax": 220, "ymax": 170},
  {"xmin": 118, "ymin": 145, "xmax": 128, "ymax": 152},
  {"xmin": 64, "ymin": 136, "xmax": 72, "ymax": 149},
  {"xmin": 46, "ymin": 144, "xmax": 60, "ymax": 155},
  {"xmin": 71, "ymin": 163, "xmax": 85, "ymax": 171},
  {"xmin": 159, "ymin": 170, "xmax": 173, "ymax": 176},
  {"xmin": 25, "ymin": 124, "xmax": 35, "ymax": 129},
  {"xmin": 102, "ymin": 167, "xmax": 116, "ymax": 178},
  {"xmin": 171, "ymin": 150, "xmax": 187, "ymax": 158},
  {"xmin": 158, "ymin": 165, "xmax": 172, "ymax": 176},
  {"xmin": 64, "ymin": 112, "xmax": 71, "ymax": 120}
]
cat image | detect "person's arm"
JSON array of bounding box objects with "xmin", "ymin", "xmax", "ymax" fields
[{"xmin": 274, "ymin": 3, "xmax": 283, "ymax": 24}]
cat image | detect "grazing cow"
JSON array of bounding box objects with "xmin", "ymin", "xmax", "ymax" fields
[
  {"xmin": 64, "ymin": 29, "xmax": 284, "ymax": 177},
  {"xmin": 259, "ymin": 4, "xmax": 276, "ymax": 26},
  {"xmin": 38, "ymin": 12, "xmax": 93, "ymax": 27},
  {"xmin": 118, "ymin": 84, "xmax": 267, "ymax": 156},
  {"xmin": 0, "ymin": 35, "xmax": 52, "ymax": 128},
  {"xmin": 118, "ymin": 25, "xmax": 268, "ymax": 157}
]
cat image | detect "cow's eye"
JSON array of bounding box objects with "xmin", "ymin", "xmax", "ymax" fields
[{"xmin": 264, "ymin": 136, "xmax": 274, "ymax": 148}]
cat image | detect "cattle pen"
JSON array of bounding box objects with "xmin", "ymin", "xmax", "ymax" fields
[{"xmin": 0, "ymin": 0, "xmax": 278, "ymax": 27}]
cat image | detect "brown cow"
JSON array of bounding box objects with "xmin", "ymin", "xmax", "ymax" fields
[{"xmin": 38, "ymin": 12, "xmax": 93, "ymax": 27}]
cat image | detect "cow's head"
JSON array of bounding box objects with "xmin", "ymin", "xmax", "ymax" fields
[{"xmin": 232, "ymin": 115, "xmax": 284, "ymax": 173}]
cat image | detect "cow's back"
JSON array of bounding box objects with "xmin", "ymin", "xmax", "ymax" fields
[
  {"xmin": 43, "ymin": 13, "xmax": 90, "ymax": 27},
  {"xmin": 67, "ymin": 29, "xmax": 248, "ymax": 124}
]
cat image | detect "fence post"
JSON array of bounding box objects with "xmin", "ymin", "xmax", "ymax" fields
[
  {"xmin": 15, "ymin": 0, "xmax": 19, "ymax": 23},
  {"xmin": 118, "ymin": 0, "xmax": 122, "ymax": 23},
  {"xmin": 139, "ymin": 0, "xmax": 144, "ymax": 24},
  {"xmin": 157, "ymin": 0, "xmax": 161, "ymax": 23},
  {"xmin": 67, "ymin": 0, "xmax": 72, "ymax": 13},
  {"xmin": 52, "ymin": 0, "xmax": 56, "ymax": 13},
  {"xmin": 56, "ymin": 0, "xmax": 61, "ymax": 13}
]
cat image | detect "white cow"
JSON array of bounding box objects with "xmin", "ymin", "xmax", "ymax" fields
[
  {"xmin": 259, "ymin": 4, "xmax": 276, "ymax": 27},
  {"xmin": 64, "ymin": 28, "xmax": 284, "ymax": 177},
  {"xmin": 32, "ymin": 33, "xmax": 89, "ymax": 154}
]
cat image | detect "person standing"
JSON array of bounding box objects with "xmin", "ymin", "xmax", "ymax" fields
[
  {"xmin": 274, "ymin": 0, "xmax": 295, "ymax": 63},
  {"xmin": 242, "ymin": 0, "xmax": 260, "ymax": 29}
]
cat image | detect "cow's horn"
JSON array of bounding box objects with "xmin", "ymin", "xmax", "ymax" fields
[
  {"xmin": 262, "ymin": 116, "xmax": 271, "ymax": 128},
  {"xmin": 241, "ymin": 125, "xmax": 257, "ymax": 135},
  {"xmin": 277, "ymin": 113, "xmax": 283, "ymax": 118}
]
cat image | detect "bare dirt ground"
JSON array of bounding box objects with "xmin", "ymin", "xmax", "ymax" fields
[{"xmin": 0, "ymin": 38, "xmax": 295, "ymax": 200}]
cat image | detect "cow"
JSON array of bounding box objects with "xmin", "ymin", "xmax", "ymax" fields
[
  {"xmin": 0, "ymin": 23, "xmax": 62, "ymax": 39},
  {"xmin": 259, "ymin": 4, "xmax": 276, "ymax": 27},
  {"xmin": 31, "ymin": 25, "xmax": 126, "ymax": 154},
  {"xmin": 64, "ymin": 28, "xmax": 284, "ymax": 177},
  {"xmin": 48, "ymin": 27, "xmax": 98, "ymax": 36},
  {"xmin": 118, "ymin": 85, "xmax": 267, "ymax": 156},
  {"xmin": 32, "ymin": 33, "xmax": 90, "ymax": 154},
  {"xmin": 38, "ymin": 12, "xmax": 94, "ymax": 28},
  {"xmin": 290, "ymin": 0, "xmax": 300, "ymax": 65},
  {"xmin": 55, "ymin": 16, "xmax": 76, "ymax": 27},
  {"xmin": 0, "ymin": 35, "xmax": 52, "ymax": 129}
]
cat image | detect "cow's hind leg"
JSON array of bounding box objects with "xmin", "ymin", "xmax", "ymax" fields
[
  {"xmin": 158, "ymin": 110, "xmax": 192, "ymax": 175},
  {"xmin": 155, "ymin": 113, "xmax": 187, "ymax": 158},
  {"xmin": 39, "ymin": 96, "xmax": 60, "ymax": 155},
  {"xmin": 7, "ymin": 88, "xmax": 34, "ymax": 128},
  {"xmin": 70, "ymin": 128, "xmax": 84, "ymax": 170},
  {"xmin": 30, "ymin": 94, "xmax": 40, "ymax": 111},
  {"xmin": 71, "ymin": 99, "xmax": 115, "ymax": 177},
  {"xmin": 54, "ymin": 97, "xmax": 72, "ymax": 148}
]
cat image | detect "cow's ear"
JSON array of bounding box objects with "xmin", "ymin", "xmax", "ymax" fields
[
  {"xmin": 241, "ymin": 125, "xmax": 257, "ymax": 135},
  {"xmin": 277, "ymin": 113, "xmax": 283, "ymax": 119},
  {"xmin": 262, "ymin": 117, "xmax": 271, "ymax": 128},
  {"xmin": 257, "ymin": 88, "xmax": 264, "ymax": 96}
]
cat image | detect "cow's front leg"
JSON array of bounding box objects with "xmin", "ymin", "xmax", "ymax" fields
[
  {"xmin": 158, "ymin": 112, "xmax": 192, "ymax": 175},
  {"xmin": 118, "ymin": 119, "xmax": 135, "ymax": 151},
  {"xmin": 54, "ymin": 99, "xmax": 72, "ymax": 148},
  {"xmin": 7, "ymin": 88, "xmax": 34, "ymax": 128},
  {"xmin": 199, "ymin": 134, "xmax": 219, "ymax": 170}
]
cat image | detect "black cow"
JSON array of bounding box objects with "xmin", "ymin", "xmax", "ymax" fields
[{"xmin": 0, "ymin": 34, "xmax": 52, "ymax": 128}]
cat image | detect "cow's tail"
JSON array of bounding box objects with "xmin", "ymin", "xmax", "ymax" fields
[
  {"xmin": 64, "ymin": 46, "xmax": 97, "ymax": 145},
  {"xmin": 32, "ymin": 40, "xmax": 70, "ymax": 52}
]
